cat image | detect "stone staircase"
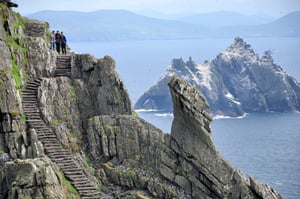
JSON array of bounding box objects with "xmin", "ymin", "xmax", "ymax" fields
[
  {"xmin": 22, "ymin": 58, "xmax": 101, "ymax": 198},
  {"xmin": 54, "ymin": 55, "xmax": 71, "ymax": 77}
]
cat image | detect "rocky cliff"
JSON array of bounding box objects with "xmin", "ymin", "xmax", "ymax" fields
[
  {"xmin": 0, "ymin": 4, "xmax": 284, "ymax": 199},
  {"xmin": 135, "ymin": 37, "xmax": 300, "ymax": 117}
]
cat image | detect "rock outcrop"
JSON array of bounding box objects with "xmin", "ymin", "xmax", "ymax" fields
[
  {"xmin": 0, "ymin": 3, "xmax": 284, "ymax": 199},
  {"xmin": 135, "ymin": 37, "xmax": 300, "ymax": 117}
]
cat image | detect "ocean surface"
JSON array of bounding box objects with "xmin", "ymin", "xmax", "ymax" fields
[{"xmin": 70, "ymin": 37, "xmax": 300, "ymax": 199}]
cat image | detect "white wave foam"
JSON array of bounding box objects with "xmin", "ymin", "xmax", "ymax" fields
[
  {"xmin": 213, "ymin": 113, "xmax": 247, "ymax": 120},
  {"xmin": 135, "ymin": 109, "xmax": 158, "ymax": 112},
  {"xmin": 154, "ymin": 113, "xmax": 174, "ymax": 117}
]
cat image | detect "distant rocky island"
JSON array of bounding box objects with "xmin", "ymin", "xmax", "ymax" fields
[
  {"xmin": 135, "ymin": 37, "xmax": 300, "ymax": 117},
  {"xmin": 0, "ymin": 2, "xmax": 284, "ymax": 199}
]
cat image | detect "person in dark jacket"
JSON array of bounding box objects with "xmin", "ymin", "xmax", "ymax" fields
[
  {"xmin": 55, "ymin": 30, "xmax": 61, "ymax": 54},
  {"xmin": 60, "ymin": 32, "xmax": 67, "ymax": 55}
]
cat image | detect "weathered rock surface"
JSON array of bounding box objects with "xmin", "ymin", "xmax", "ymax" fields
[
  {"xmin": 0, "ymin": 158, "xmax": 66, "ymax": 199},
  {"xmin": 0, "ymin": 3, "xmax": 284, "ymax": 199},
  {"xmin": 135, "ymin": 37, "xmax": 300, "ymax": 117}
]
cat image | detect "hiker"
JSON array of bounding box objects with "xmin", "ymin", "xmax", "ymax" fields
[
  {"xmin": 50, "ymin": 30, "xmax": 55, "ymax": 50},
  {"xmin": 61, "ymin": 32, "xmax": 67, "ymax": 55},
  {"xmin": 55, "ymin": 30, "xmax": 61, "ymax": 54}
]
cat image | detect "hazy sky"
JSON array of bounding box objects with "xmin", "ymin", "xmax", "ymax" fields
[{"xmin": 15, "ymin": 0, "xmax": 300, "ymax": 17}]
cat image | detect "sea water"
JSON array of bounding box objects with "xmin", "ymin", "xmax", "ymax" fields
[
  {"xmin": 70, "ymin": 37, "xmax": 300, "ymax": 199},
  {"xmin": 136, "ymin": 110, "xmax": 300, "ymax": 199}
]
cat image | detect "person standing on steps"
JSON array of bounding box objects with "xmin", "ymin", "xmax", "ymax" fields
[
  {"xmin": 55, "ymin": 30, "xmax": 61, "ymax": 54},
  {"xmin": 50, "ymin": 30, "xmax": 55, "ymax": 50},
  {"xmin": 61, "ymin": 32, "xmax": 67, "ymax": 55}
]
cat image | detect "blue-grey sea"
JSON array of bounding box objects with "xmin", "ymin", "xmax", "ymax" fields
[{"xmin": 70, "ymin": 38, "xmax": 300, "ymax": 199}]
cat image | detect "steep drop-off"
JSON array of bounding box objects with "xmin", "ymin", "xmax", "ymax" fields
[{"xmin": 0, "ymin": 4, "xmax": 284, "ymax": 199}]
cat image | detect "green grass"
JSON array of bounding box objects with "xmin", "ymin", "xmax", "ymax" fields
[
  {"xmin": 12, "ymin": 61, "xmax": 22, "ymax": 89},
  {"xmin": 51, "ymin": 119, "xmax": 59, "ymax": 127},
  {"xmin": 44, "ymin": 21, "xmax": 50, "ymax": 43},
  {"xmin": 0, "ymin": 150, "xmax": 5, "ymax": 155},
  {"xmin": 70, "ymin": 86, "xmax": 77, "ymax": 99},
  {"xmin": 61, "ymin": 174, "xmax": 79, "ymax": 195},
  {"xmin": 21, "ymin": 113, "xmax": 26, "ymax": 122}
]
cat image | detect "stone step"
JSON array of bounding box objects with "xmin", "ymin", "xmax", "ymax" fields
[
  {"xmin": 55, "ymin": 68, "xmax": 71, "ymax": 71},
  {"xmin": 23, "ymin": 104, "xmax": 38, "ymax": 108},
  {"xmin": 64, "ymin": 170, "xmax": 84, "ymax": 176},
  {"xmin": 27, "ymin": 122, "xmax": 45, "ymax": 126},
  {"xmin": 72, "ymin": 180, "xmax": 91, "ymax": 186},
  {"xmin": 36, "ymin": 132, "xmax": 55, "ymax": 137},
  {"xmin": 45, "ymin": 148, "xmax": 66, "ymax": 153},
  {"xmin": 27, "ymin": 120, "xmax": 45, "ymax": 123},
  {"xmin": 67, "ymin": 174, "xmax": 88, "ymax": 181},
  {"xmin": 27, "ymin": 81, "xmax": 41, "ymax": 86},
  {"xmin": 43, "ymin": 143, "xmax": 62, "ymax": 148},
  {"xmin": 23, "ymin": 110, "xmax": 39, "ymax": 113},
  {"xmin": 22, "ymin": 95, "xmax": 37, "ymax": 101},
  {"xmin": 22, "ymin": 100, "xmax": 38, "ymax": 104},
  {"xmin": 78, "ymin": 189, "xmax": 100, "ymax": 195},
  {"xmin": 27, "ymin": 123, "xmax": 47, "ymax": 128},
  {"xmin": 81, "ymin": 196, "xmax": 101, "ymax": 199},
  {"xmin": 41, "ymin": 140, "xmax": 60, "ymax": 145},
  {"xmin": 25, "ymin": 111, "xmax": 41, "ymax": 115},
  {"xmin": 22, "ymin": 104, "xmax": 38, "ymax": 107},
  {"xmin": 56, "ymin": 158, "xmax": 75, "ymax": 164},
  {"xmin": 26, "ymin": 114, "xmax": 41, "ymax": 117},
  {"xmin": 55, "ymin": 72, "xmax": 71, "ymax": 75},
  {"xmin": 55, "ymin": 72, "xmax": 71, "ymax": 76},
  {"xmin": 62, "ymin": 167, "xmax": 83, "ymax": 175},
  {"xmin": 34, "ymin": 78, "xmax": 43, "ymax": 83},
  {"xmin": 22, "ymin": 91, "xmax": 37, "ymax": 95},
  {"xmin": 23, "ymin": 109, "xmax": 39, "ymax": 112},
  {"xmin": 60, "ymin": 164, "xmax": 82, "ymax": 170},
  {"xmin": 27, "ymin": 119, "xmax": 43, "ymax": 122},
  {"xmin": 36, "ymin": 129, "xmax": 53, "ymax": 134},
  {"xmin": 23, "ymin": 108, "xmax": 39, "ymax": 111},
  {"xmin": 75, "ymin": 184, "xmax": 97, "ymax": 190},
  {"xmin": 26, "ymin": 116, "xmax": 42, "ymax": 120},
  {"xmin": 24, "ymin": 85, "xmax": 39, "ymax": 90},
  {"xmin": 81, "ymin": 191, "xmax": 100, "ymax": 196},
  {"xmin": 25, "ymin": 112, "xmax": 41, "ymax": 115},
  {"xmin": 40, "ymin": 137, "xmax": 59, "ymax": 142},
  {"xmin": 56, "ymin": 65, "xmax": 71, "ymax": 68},
  {"xmin": 55, "ymin": 74, "xmax": 71, "ymax": 77},
  {"xmin": 47, "ymin": 151, "xmax": 69, "ymax": 157},
  {"xmin": 81, "ymin": 195, "xmax": 101, "ymax": 199},
  {"xmin": 55, "ymin": 70, "xmax": 71, "ymax": 73},
  {"xmin": 57, "ymin": 162, "xmax": 77, "ymax": 168},
  {"xmin": 38, "ymin": 134, "xmax": 57, "ymax": 139},
  {"xmin": 55, "ymin": 156, "xmax": 74, "ymax": 162},
  {"xmin": 78, "ymin": 190, "xmax": 100, "ymax": 196},
  {"xmin": 29, "ymin": 125, "xmax": 48, "ymax": 129},
  {"xmin": 56, "ymin": 63, "xmax": 71, "ymax": 67},
  {"xmin": 22, "ymin": 93, "xmax": 36, "ymax": 96}
]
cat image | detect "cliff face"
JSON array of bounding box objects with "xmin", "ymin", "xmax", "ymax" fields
[
  {"xmin": 135, "ymin": 37, "xmax": 300, "ymax": 116},
  {"xmin": 0, "ymin": 4, "xmax": 284, "ymax": 199}
]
